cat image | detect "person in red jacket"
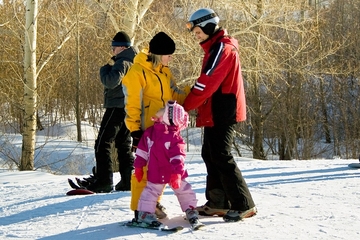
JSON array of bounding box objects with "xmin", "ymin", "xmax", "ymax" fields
[{"xmin": 184, "ymin": 8, "xmax": 257, "ymax": 222}]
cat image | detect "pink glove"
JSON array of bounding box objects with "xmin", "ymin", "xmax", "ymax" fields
[
  {"xmin": 170, "ymin": 174, "xmax": 181, "ymax": 189},
  {"xmin": 134, "ymin": 168, "xmax": 144, "ymax": 182}
]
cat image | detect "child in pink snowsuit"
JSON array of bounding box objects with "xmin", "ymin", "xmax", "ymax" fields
[{"xmin": 134, "ymin": 100, "xmax": 199, "ymax": 226}]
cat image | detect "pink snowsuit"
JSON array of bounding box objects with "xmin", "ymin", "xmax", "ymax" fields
[{"xmin": 134, "ymin": 121, "xmax": 197, "ymax": 213}]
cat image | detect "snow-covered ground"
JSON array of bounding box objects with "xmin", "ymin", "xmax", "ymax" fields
[{"xmin": 0, "ymin": 123, "xmax": 359, "ymax": 239}]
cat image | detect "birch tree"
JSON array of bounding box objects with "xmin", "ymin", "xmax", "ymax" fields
[
  {"xmin": 21, "ymin": 0, "xmax": 38, "ymax": 170},
  {"xmin": 94, "ymin": 0, "xmax": 154, "ymax": 43},
  {"xmin": 19, "ymin": 0, "xmax": 72, "ymax": 170},
  {"xmin": 75, "ymin": 0, "xmax": 82, "ymax": 142}
]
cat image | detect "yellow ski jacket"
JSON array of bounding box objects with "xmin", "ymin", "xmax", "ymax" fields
[{"xmin": 122, "ymin": 48, "xmax": 190, "ymax": 133}]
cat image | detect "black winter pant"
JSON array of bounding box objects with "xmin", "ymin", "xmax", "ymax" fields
[
  {"xmin": 94, "ymin": 108, "xmax": 134, "ymax": 184},
  {"xmin": 201, "ymin": 123, "xmax": 255, "ymax": 211}
]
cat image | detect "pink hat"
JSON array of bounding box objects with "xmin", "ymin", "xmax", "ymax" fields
[{"xmin": 163, "ymin": 101, "xmax": 189, "ymax": 130}]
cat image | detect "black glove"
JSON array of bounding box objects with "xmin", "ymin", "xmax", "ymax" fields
[{"xmin": 131, "ymin": 130, "xmax": 143, "ymax": 152}]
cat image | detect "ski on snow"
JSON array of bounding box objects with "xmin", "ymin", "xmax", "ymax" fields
[
  {"xmin": 123, "ymin": 219, "xmax": 184, "ymax": 232},
  {"xmin": 123, "ymin": 217, "xmax": 205, "ymax": 232}
]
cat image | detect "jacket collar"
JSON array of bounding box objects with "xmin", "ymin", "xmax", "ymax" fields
[
  {"xmin": 200, "ymin": 28, "xmax": 227, "ymax": 53},
  {"xmin": 114, "ymin": 46, "xmax": 136, "ymax": 60},
  {"xmin": 133, "ymin": 48, "xmax": 168, "ymax": 74}
]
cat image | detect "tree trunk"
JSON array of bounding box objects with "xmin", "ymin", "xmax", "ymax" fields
[
  {"xmin": 314, "ymin": 3, "xmax": 331, "ymax": 144},
  {"xmin": 20, "ymin": 0, "xmax": 38, "ymax": 171},
  {"xmin": 75, "ymin": 0, "xmax": 82, "ymax": 142},
  {"xmin": 250, "ymin": 0, "xmax": 266, "ymax": 160}
]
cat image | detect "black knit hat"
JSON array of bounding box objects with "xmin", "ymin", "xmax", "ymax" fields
[
  {"xmin": 112, "ymin": 31, "xmax": 131, "ymax": 47},
  {"xmin": 149, "ymin": 32, "xmax": 175, "ymax": 55}
]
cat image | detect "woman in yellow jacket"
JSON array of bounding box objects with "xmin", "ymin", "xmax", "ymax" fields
[{"xmin": 122, "ymin": 32, "xmax": 190, "ymax": 221}]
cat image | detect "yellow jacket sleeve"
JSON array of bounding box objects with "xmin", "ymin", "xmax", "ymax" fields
[
  {"xmin": 170, "ymin": 78, "xmax": 191, "ymax": 106},
  {"xmin": 122, "ymin": 64, "xmax": 146, "ymax": 133}
]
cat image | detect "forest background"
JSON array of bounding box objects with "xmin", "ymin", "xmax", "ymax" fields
[{"xmin": 1, "ymin": 0, "xmax": 360, "ymax": 172}]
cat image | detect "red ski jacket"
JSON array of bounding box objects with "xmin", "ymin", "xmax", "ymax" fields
[{"xmin": 183, "ymin": 29, "xmax": 246, "ymax": 127}]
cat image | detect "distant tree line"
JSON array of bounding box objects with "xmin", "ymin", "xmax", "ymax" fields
[{"xmin": 0, "ymin": 0, "xmax": 359, "ymax": 170}]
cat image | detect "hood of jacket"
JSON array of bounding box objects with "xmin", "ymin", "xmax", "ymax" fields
[
  {"xmin": 200, "ymin": 28, "xmax": 238, "ymax": 53},
  {"xmin": 133, "ymin": 48, "xmax": 168, "ymax": 75}
]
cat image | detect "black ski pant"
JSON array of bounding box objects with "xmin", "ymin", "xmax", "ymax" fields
[
  {"xmin": 94, "ymin": 108, "xmax": 134, "ymax": 185},
  {"xmin": 201, "ymin": 123, "xmax": 255, "ymax": 211}
]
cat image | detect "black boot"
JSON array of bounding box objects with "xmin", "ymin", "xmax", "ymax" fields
[
  {"xmin": 76, "ymin": 166, "xmax": 97, "ymax": 188},
  {"xmin": 133, "ymin": 210, "xmax": 139, "ymax": 222},
  {"xmin": 86, "ymin": 179, "xmax": 113, "ymax": 193},
  {"xmin": 86, "ymin": 162, "xmax": 113, "ymax": 193},
  {"xmin": 115, "ymin": 166, "xmax": 133, "ymax": 191}
]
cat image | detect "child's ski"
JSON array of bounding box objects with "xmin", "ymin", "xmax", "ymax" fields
[
  {"xmin": 188, "ymin": 218, "xmax": 205, "ymax": 230},
  {"xmin": 123, "ymin": 219, "xmax": 183, "ymax": 232}
]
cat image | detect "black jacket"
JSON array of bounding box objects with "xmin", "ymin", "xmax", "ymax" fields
[{"xmin": 99, "ymin": 47, "xmax": 137, "ymax": 108}]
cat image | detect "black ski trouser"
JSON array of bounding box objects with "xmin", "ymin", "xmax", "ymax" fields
[
  {"xmin": 94, "ymin": 108, "xmax": 134, "ymax": 184},
  {"xmin": 201, "ymin": 123, "xmax": 255, "ymax": 211}
]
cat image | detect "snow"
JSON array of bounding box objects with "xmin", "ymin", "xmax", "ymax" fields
[{"xmin": 0, "ymin": 123, "xmax": 359, "ymax": 240}]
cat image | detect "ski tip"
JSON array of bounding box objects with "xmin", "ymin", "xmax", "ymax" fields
[
  {"xmin": 191, "ymin": 223, "xmax": 205, "ymax": 231},
  {"xmin": 164, "ymin": 226, "xmax": 184, "ymax": 231}
]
